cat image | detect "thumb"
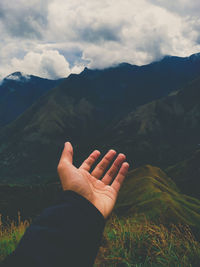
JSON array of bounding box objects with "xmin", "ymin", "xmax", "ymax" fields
[{"xmin": 61, "ymin": 142, "xmax": 73, "ymax": 164}]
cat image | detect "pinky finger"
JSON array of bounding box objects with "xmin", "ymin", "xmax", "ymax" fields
[{"xmin": 111, "ymin": 162, "xmax": 129, "ymax": 193}]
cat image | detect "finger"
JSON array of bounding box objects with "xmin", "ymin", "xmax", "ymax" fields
[
  {"xmin": 101, "ymin": 153, "xmax": 126, "ymax": 185},
  {"xmin": 79, "ymin": 150, "xmax": 101, "ymax": 171},
  {"xmin": 111, "ymin": 162, "xmax": 129, "ymax": 193},
  {"xmin": 60, "ymin": 142, "xmax": 73, "ymax": 164},
  {"xmin": 91, "ymin": 149, "xmax": 116, "ymax": 179}
]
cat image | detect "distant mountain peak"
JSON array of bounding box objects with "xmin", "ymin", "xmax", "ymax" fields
[
  {"xmin": 5, "ymin": 72, "xmax": 31, "ymax": 82},
  {"xmin": 81, "ymin": 63, "xmax": 138, "ymax": 76},
  {"xmin": 116, "ymin": 62, "xmax": 134, "ymax": 68},
  {"xmin": 189, "ymin": 52, "xmax": 200, "ymax": 62}
]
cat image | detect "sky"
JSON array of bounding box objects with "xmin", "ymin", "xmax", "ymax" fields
[{"xmin": 0, "ymin": 0, "xmax": 200, "ymax": 80}]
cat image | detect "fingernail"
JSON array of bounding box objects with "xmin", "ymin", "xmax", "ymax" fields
[
  {"xmin": 109, "ymin": 149, "xmax": 116, "ymax": 154},
  {"xmin": 124, "ymin": 162, "xmax": 129, "ymax": 167},
  {"xmin": 65, "ymin": 142, "xmax": 71, "ymax": 147}
]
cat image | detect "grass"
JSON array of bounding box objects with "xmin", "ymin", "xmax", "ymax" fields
[
  {"xmin": 1, "ymin": 214, "xmax": 200, "ymax": 266},
  {"xmin": 95, "ymin": 215, "xmax": 200, "ymax": 267},
  {"xmin": 0, "ymin": 213, "xmax": 30, "ymax": 262}
]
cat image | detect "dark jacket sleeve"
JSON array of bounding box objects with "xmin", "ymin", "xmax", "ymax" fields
[{"xmin": 1, "ymin": 190, "xmax": 105, "ymax": 267}]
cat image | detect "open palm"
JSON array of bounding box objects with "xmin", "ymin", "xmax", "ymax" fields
[{"xmin": 57, "ymin": 142, "xmax": 129, "ymax": 218}]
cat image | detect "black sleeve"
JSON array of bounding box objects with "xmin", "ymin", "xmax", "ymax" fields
[{"xmin": 1, "ymin": 190, "xmax": 105, "ymax": 267}]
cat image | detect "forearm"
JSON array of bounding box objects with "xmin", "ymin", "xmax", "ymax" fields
[{"xmin": 1, "ymin": 191, "xmax": 105, "ymax": 267}]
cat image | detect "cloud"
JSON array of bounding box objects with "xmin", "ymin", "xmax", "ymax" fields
[
  {"xmin": 149, "ymin": 0, "xmax": 200, "ymax": 16},
  {"xmin": 0, "ymin": 50, "xmax": 84, "ymax": 80},
  {"xmin": 78, "ymin": 25, "xmax": 122, "ymax": 43},
  {"xmin": 0, "ymin": 0, "xmax": 200, "ymax": 79},
  {"xmin": 0, "ymin": 0, "xmax": 48, "ymax": 39}
]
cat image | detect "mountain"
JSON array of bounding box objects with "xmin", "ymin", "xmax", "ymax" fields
[
  {"xmin": 0, "ymin": 72, "xmax": 62, "ymax": 127},
  {"xmin": 0, "ymin": 53, "xmax": 200, "ymax": 184},
  {"xmin": 166, "ymin": 149, "xmax": 200, "ymax": 200},
  {"xmin": 101, "ymin": 75, "xmax": 200, "ymax": 169}
]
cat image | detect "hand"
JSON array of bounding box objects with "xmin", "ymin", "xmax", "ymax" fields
[{"xmin": 57, "ymin": 142, "xmax": 129, "ymax": 219}]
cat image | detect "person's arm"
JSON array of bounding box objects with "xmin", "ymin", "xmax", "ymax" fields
[
  {"xmin": 1, "ymin": 142, "xmax": 129, "ymax": 267},
  {"xmin": 2, "ymin": 190, "xmax": 105, "ymax": 267}
]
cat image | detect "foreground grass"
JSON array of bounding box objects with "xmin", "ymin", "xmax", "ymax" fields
[
  {"xmin": 1, "ymin": 214, "xmax": 200, "ymax": 266},
  {"xmin": 0, "ymin": 213, "xmax": 30, "ymax": 262},
  {"xmin": 95, "ymin": 216, "xmax": 200, "ymax": 267}
]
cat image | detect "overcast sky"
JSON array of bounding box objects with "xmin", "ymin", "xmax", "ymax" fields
[{"xmin": 0, "ymin": 0, "xmax": 200, "ymax": 80}]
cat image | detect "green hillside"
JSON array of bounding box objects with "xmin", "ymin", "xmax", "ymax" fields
[{"xmin": 115, "ymin": 165, "xmax": 200, "ymax": 233}]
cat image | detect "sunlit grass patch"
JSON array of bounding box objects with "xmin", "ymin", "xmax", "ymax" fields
[{"xmin": 0, "ymin": 213, "xmax": 30, "ymax": 262}]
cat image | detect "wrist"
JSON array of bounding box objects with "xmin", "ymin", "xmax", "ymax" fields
[
  {"xmin": 72, "ymin": 191, "xmax": 107, "ymax": 219},
  {"xmin": 61, "ymin": 190, "xmax": 106, "ymax": 221}
]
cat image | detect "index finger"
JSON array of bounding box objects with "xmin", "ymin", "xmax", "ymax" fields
[{"xmin": 79, "ymin": 150, "xmax": 101, "ymax": 171}]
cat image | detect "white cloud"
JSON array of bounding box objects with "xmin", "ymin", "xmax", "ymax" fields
[
  {"xmin": 0, "ymin": 0, "xmax": 200, "ymax": 79},
  {"xmin": 0, "ymin": 50, "xmax": 81, "ymax": 80}
]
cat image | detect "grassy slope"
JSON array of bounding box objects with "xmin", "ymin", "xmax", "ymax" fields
[{"xmin": 116, "ymin": 165, "xmax": 200, "ymax": 231}]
